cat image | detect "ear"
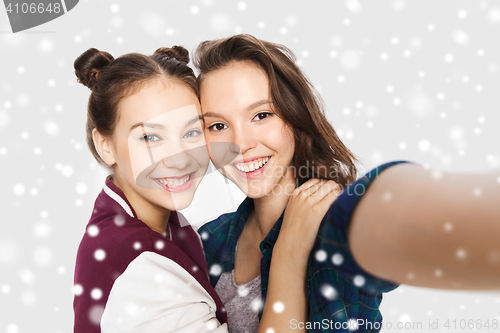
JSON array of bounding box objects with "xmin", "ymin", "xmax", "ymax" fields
[{"xmin": 93, "ymin": 128, "xmax": 116, "ymax": 166}]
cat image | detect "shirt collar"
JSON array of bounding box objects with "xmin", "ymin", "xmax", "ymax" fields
[{"xmin": 227, "ymin": 196, "xmax": 286, "ymax": 261}]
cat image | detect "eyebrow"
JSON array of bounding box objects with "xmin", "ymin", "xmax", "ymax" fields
[
  {"xmin": 185, "ymin": 115, "xmax": 203, "ymax": 127},
  {"xmin": 203, "ymin": 99, "xmax": 272, "ymax": 119},
  {"xmin": 130, "ymin": 115, "xmax": 203, "ymax": 131}
]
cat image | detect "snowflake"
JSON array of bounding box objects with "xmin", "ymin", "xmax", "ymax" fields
[
  {"xmin": 209, "ymin": 264, "xmax": 222, "ymax": 276},
  {"xmin": 155, "ymin": 240, "xmax": 164, "ymax": 250},
  {"xmin": 273, "ymin": 301, "xmax": 284, "ymax": 313},
  {"xmin": 315, "ymin": 250, "xmax": 327, "ymax": 262},
  {"xmin": 353, "ymin": 275, "xmax": 365, "ymax": 287},
  {"xmin": 332, "ymin": 253, "xmax": 344, "ymax": 265},
  {"xmin": 320, "ymin": 284, "xmax": 338, "ymax": 300},
  {"xmin": 87, "ymin": 225, "xmax": 99, "ymax": 237},
  {"xmin": 94, "ymin": 249, "xmax": 106, "ymax": 261},
  {"xmin": 91, "ymin": 288, "xmax": 103, "ymax": 300},
  {"xmin": 73, "ymin": 284, "xmax": 84, "ymax": 296}
]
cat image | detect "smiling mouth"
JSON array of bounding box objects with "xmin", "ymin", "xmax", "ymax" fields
[
  {"xmin": 233, "ymin": 157, "xmax": 270, "ymax": 173},
  {"xmin": 154, "ymin": 172, "xmax": 193, "ymax": 188}
]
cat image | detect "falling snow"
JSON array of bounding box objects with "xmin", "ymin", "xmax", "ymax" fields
[
  {"xmin": 332, "ymin": 253, "xmax": 344, "ymax": 265},
  {"xmin": 272, "ymin": 301, "xmax": 285, "ymax": 313},
  {"xmin": 94, "ymin": 249, "xmax": 106, "ymax": 261},
  {"xmin": 315, "ymin": 249, "xmax": 327, "ymax": 262},
  {"xmin": 353, "ymin": 275, "xmax": 366, "ymax": 287},
  {"xmin": 19, "ymin": 269, "xmax": 36, "ymax": 285},
  {"xmin": 2, "ymin": 2, "xmax": 499, "ymax": 331},
  {"xmin": 210, "ymin": 13, "xmax": 232, "ymax": 33},
  {"xmin": 209, "ymin": 264, "xmax": 222, "ymax": 276},
  {"xmin": 456, "ymin": 248, "xmax": 467, "ymax": 259},
  {"xmin": 320, "ymin": 284, "xmax": 338, "ymax": 300},
  {"xmin": 13, "ymin": 184, "xmax": 25, "ymax": 196},
  {"xmin": 73, "ymin": 284, "xmax": 83, "ymax": 296},
  {"xmin": 89, "ymin": 305, "xmax": 105, "ymax": 325},
  {"xmin": 114, "ymin": 215, "xmax": 126, "ymax": 226},
  {"xmin": 91, "ymin": 288, "xmax": 103, "ymax": 300},
  {"xmin": 87, "ymin": 225, "xmax": 99, "ymax": 237},
  {"xmin": 155, "ymin": 240, "xmax": 164, "ymax": 250},
  {"xmin": 251, "ymin": 298, "xmax": 263, "ymax": 312},
  {"xmin": 7, "ymin": 324, "xmax": 19, "ymax": 333},
  {"xmin": 0, "ymin": 109, "xmax": 9, "ymax": 128},
  {"xmin": 32, "ymin": 247, "xmax": 53, "ymax": 266},
  {"xmin": 21, "ymin": 291, "xmax": 36, "ymax": 306},
  {"xmin": 340, "ymin": 50, "xmax": 361, "ymax": 69}
]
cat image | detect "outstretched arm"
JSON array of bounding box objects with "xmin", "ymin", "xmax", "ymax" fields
[{"xmin": 348, "ymin": 163, "xmax": 500, "ymax": 289}]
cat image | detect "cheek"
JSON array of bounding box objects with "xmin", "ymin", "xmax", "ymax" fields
[
  {"xmin": 190, "ymin": 145, "xmax": 210, "ymax": 171},
  {"xmin": 113, "ymin": 140, "xmax": 132, "ymax": 170},
  {"xmin": 126, "ymin": 142, "xmax": 156, "ymax": 182},
  {"xmin": 263, "ymin": 122, "xmax": 295, "ymax": 158},
  {"xmin": 204, "ymin": 136, "xmax": 215, "ymax": 160}
]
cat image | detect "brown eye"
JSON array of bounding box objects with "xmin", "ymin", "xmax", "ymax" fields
[
  {"xmin": 208, "ymin": 123, "xmax": 227, "ymax": 131},
  {"xmin": 253, "ymin": 112, "xmax": 272, "ymax": 121}
]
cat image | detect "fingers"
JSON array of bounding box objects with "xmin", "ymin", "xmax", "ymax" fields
[
  {"xmin": 305, "ymin": 180, "xmax": 340, "ymax": 197},
  {"xmin": 302, "ymin": 179, "xmax": 326, "ymax": 196},
  {"xmin": 318, "ymin": 182, "xmax": 342, "ymax": 206},
  {"xmin": 316, "ymin": 180, "xmax": 342, "ymax": 197},
  {"xmin": 293, "ymin": 179, "xmax": 341, "ymax": 205},
  {"xmin": 309, "ymin": 182, "xmax": 342, "ymax": 222},
  {"xmin": 295, "ymin": 178, "xmax": 322, "ymax": 193}
]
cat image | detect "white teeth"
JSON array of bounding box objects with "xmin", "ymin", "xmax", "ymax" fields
[
  {"xmin": 157, "ymin": 174, "xmax": 190, "ymax": 187},
  {"xmin": 234, "ymin": 157, "xmax": 270, "ymax": 173}
]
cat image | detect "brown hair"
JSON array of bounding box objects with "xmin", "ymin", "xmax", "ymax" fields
[
  {"xmin": 74, "ymin": 46, "xmax": 198, "ymax": 169},
  {"xmin": 194, "ymin": 34, "xmax": 358, "ymax": 187}
]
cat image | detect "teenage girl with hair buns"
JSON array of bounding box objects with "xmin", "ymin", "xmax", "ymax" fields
[{"xmin": 72, "ymin": 46, "xmax": 328, "ymax": 333}]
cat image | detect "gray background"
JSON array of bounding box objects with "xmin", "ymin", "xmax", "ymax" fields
[{"xmin": 1, "ymin": 0, "xmax": 499, "ymax": 332}]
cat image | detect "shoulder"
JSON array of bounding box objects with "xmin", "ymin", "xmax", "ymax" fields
[
  {"xmin": 76, "ymin": 214, "xmax": 152, "ymax": 260},
  {"xmin": 327, "ymin": 160, "xmax": 414, "ymax": 226},
  {"xmin": 74, "ymin": 210, "xmax": 189, "ymax": 292},
  {"xmin": 312, "ymin": 161, "xmax": 412, "ymax": 293}
]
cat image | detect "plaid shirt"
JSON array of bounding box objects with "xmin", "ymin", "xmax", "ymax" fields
[{"xmin": 199, "ymin": 161, "xmax": 410, "ymax": 332}]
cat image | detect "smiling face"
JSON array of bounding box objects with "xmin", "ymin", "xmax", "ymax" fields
[
  {"xmin": 108, "ymin": 79, "xmax": 209, "ymax": 213},
  {"xmin": 200, "ymin": 61, "xmax": 295, "ymax": 198}
]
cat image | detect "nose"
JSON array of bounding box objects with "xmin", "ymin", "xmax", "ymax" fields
[
  {"xmin": 160, "ymin": 142, "xmax": 192, "ymax": 170},
  {"xmin": 232, "ymin": 123, "xmax": 257, "ymax": 155}
]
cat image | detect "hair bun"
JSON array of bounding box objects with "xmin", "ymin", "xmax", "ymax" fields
[
  {"xmin": 154, "ymin": 46, "xmax": 190, "ymax": 64},
  {"xmin": 74, "ymin": 48, "xmax": 114, "ymax": 90}
]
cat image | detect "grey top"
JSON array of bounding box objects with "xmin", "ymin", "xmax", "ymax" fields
[{"xmin": 214, "ymin": 270, "xmax": 262, "ymax": 333}]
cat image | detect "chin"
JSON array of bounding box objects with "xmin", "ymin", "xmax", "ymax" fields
[
  {"xmin": 241, "ymin": 181, "xmax": 276, "ymax": 199},
  {"xmin": 158, "ymin": 193, "xmax": 194, "ymax": 211}
]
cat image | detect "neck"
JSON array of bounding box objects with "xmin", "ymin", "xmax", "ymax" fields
[
  {"xmin": 250, "ymin": 175, "xmax": 296, "ymax": 239},
  {"xmin": 112, "ymin": 169, "xmax": 171, "ymax": 235}
]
